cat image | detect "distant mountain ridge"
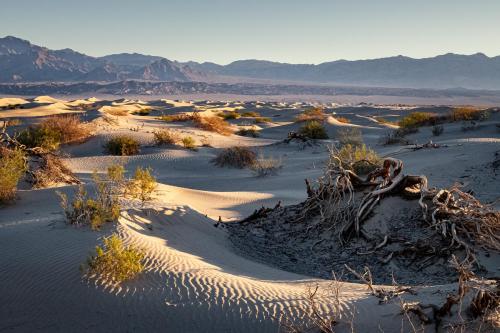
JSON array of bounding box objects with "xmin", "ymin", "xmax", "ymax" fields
[{"xmin": 2, "ymin": 35, "xmax": 500, "ymax": 89}]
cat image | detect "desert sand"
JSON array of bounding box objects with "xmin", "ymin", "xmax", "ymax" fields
[{"xmin": 0, "ymin": 96, "xmax": 498, "ymax": 332}]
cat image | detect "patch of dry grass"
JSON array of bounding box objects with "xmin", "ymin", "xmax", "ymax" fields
[
  {"xmin": 334, "ymin": 116, "xmax": 350, "ymax": 124},
  {"xmin": 192, "ymin": 113, "xmax": 233, "ymax": 135},
  {"xmin": 158, "ymin": 113, "xmax": 193, "ymax": 122},
  {"xmin": 295, "ymin": 107, "xmax": 327, "ymax": 122},
  {"xmin": 105, "ymin": 108, "xmax": 129, "ymax": 116},
  {"xmin": 299, "ymin": 121, "xmax": 329, "ymax": 139},
  {"xmin": 152, "ymin": 129, "xmax": 179, "ymax": 146},
  {"xmin": 212, "ymin": 146, "xmax": 257, "ymax": 168}
]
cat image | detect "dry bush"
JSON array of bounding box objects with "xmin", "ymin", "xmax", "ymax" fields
[
  {"xmin": 380, "ymin": 127, "xmax": 417, "ymax": 145},
  {"xmin": 254, "ymin": 117, "xmax": 272, "ymax": 124},
  {"xmin": 236, "ymin": 127, "xmax": 260, "ymax": 137},
  {"xmin": 450, "ymin": 107, "xmax": 489, "ymax": 121},
  {"xmin": 18, "ymin": 115, "xmax": 91, "ymax": 151},
  {"xmin": 125, "ymin": 167, "xmax": 157, "ymax": 204},
  {"xmin": 30, "ymin": 154, "xmax": 77, "ymax": 188},
  {"xmin": 431, "ymin": 124, "xmax": 444, "ymax": 136},
  {"xmin": 250, "ymin": 154, "xmax": 282, "ymax": 177},
  {"xmin": 212, "ymin": 146, "xmax": 257, "ymax": 168},
  {"xmin": 105, "ymin": 108, "xmax": 128, "ymax": 116},
  {"xmin": 399, "ymin": 112, "xmax": 438, "ymax": 128},
  {"xmin": 192, "ymin": 113, "xmax": 233, "ymax": 135},
  {"xmin": 58, "ymin": 171, "xmax": 121, "ymax": 230},
  {"xmin": 299, "ymin": 121, "xmax": 329, "ymax": 139},
  {"xmin": 295, "ymin": 107, "xmax": 327, "ymax": 122},
  {"xmin": 0, "ymin": 147, "xmax": 27, "ymax": 203},
  {"xmin": 153, "ymin": 129, "xmax": 179, "ymax": 146},
  {"xmin": 158, "ymin": 113, "xmax": 193, "ymax": 122},
  {"xmin": 218, "ymin": 111, "xmax": 241, "ymax": 120},
  {"xmin": 105, "ymin": 135, "xmax": 140, "ymax": 155},
  {"xmin": 132, "ymin": 108, "xmax": 151, "ymax": 116},
  {"xmin": 181, "ymin": 136, "xmax": 197, "ymax": 150},
  {"xmin": 334, "ymin": 116, "xmax": 350, "ymax": 124},
  {"xmin": 375, "ymin": 117, "xmax": 397, "ymax": 125},
  {"xmin": 336, "ymin": 144, "xmax": 381, "ymax": 175},
  {"xmin": 85, "ymin": 233, "xmax": 144, "ymax": 284},
  {"xmin": 336, "ymin": 127, "xmax": 362, "ymax": 146},
  {"xmin": 241, "ymin": 111, "xmax": 260, "ymax": 117},
  {"xmin": 5, "ymin": 118, "xmax": 22, "ymax": 126}
]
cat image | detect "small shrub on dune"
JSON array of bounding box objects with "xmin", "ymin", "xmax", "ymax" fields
[
  {"xmin": 0, "ymin": 147, "xmax": 27, "ymax": 203},
  {"xmin": 105, "ymin": 109, "xmax": 128, "ymax": 116},
  {"xmin": 192, "ymin": 113, "xmax": 233, "ymax": 135},
  {"xmin": 336, "ymin": 127, "xmax": 363, "ymax": 146},
  {"xmin": 5, "ymin": 118, "xmax": 22, "ymax": 127},
  {"xmin": 132, "ymin": 108, "xmax": 151, "ymax": 116},
  {"xmin": 30, "ymin": 154, "xmax": 75, "ymax": 188},
  {"xmin": 336, "ymin": 144, "xmax": 381, "ymax": 175},
  {"xmin": 295, "ymin": 107, "xmax": 327, "ymax": 122},
  {"xmin": 380, "ymin": 127, "xmax": 417, "ymax": 145},
  {"xmin": 212, "ymin": 146, "xmax": 257, "ymax": 169},
  {"xmin": 334, "ymin": 116, "xmax": 350, "ymax": 124},
  {"xmin": 153, "ymin": 129, "xmax": 179, "ymax": 146},
  {"xmin": 450, "ymin": 107, "xmax": 489, "ymax": 121},
  {"xmin": 218, "ymin": 111, "xmax": 241, "ymax": 120},
  {"xmin": 253, "ymin": 117, "xmax": 272, "ymax": 124},
  {"xmin": 85, "ymin": 233, "xmax": 144, "ymax": 284},
  {"xmin": 241, "ymin": 111, "xmax": 260, "ymax": 118},
  {"xmin": 299, "ymin": 121, "xmax": 329, "ymax": 139},
  {"xmin": 58, "ymin": 172, "xmax": 121, "ymax": 230},
  {"xmin": 18, "ymin": 126, "xmax": 62, "ymax": 151},
  {"xmin": 181, "ymin": 136, "xmax": 197, "ymax": 150},
  {"xmin": 126, "ymin": 167, "xmax": 157, "ymax": 204},
  {"xmin": 158, "ymin": 113, "xmax": 193, "ymax": 122},
  {"xmin": 398, "ymin": 112, "xmax": 438, "ymax": 128},
  {"xmin": 236, "ymin": 128, "xmax": 260, "ymax": 137},
  {"xmin": 105, "ymin": 135, "xmax": 140, "ymax": 156},
  {"xmin": 250, "ymin": 154, "xmax": 282, "ymax": 177},
  {"xmin": 432, "ymin": 125, "xmax": 444, "ymax": 136}
]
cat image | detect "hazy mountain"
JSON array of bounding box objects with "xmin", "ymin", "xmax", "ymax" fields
[{"xmin": 2, "ymin": 35, "xmax": 500, "ymax": 89}]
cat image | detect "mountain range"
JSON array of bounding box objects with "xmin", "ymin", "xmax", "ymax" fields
[{"xmin": 2, "ymin": 35, "xmax": 500, "ymax": 90}]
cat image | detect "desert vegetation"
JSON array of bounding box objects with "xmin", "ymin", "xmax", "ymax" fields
[
  {"xmin": 295, "ymin": 107, "xmax": 327, "ymax": 122},
  {"xmin": 181, "ymin": 136, "xmax": 197, "ymax": 150},
  {"xmin": 299, "ymin": 121, "xmax": 328, "ymax": 139},
  {"xmin": 85, "ymin": 233, "xmax": 144, "ymax": 284},
  {"xmin": 333, "ymin": 116, "xmax": 350, "ymax": 123},
  {"xmin": 250, "ymin": 154, "xmax": 282, "ymax": 177},
  {"xmin": 153, "ymin": 129, "xmax": 179, "ymax": 146},
  {"xmin": 105, "ymin": 135, "xmax": 140, "ymax": 155},
  {"xmin": 218, "ymin": 111, "xmax": 241, "ymax": 120},
  {"xmin": 236, "ymin": 127, "xmax": 260, "ymax": 137},
  {"xmin": 398, "ymin": 107, "xmax": 491, "ymax": 129},
  {"xmin": 126, "ymin": 167, "xmax": 157, "ymax": 204},
  {"xmin": 192, "ymin": 113, "xmax": 233, "ymax": 135},
  {"xmin": 253, "ymin": 116, "xmax": 272, "ymax": 124},
  {"xmin": 0, "ymin": 147, "xmax": 27, "ymax": 203},
  {"xmin": 212, "ymin": 146, "xmax": 257, "ymax": 168},
  {"xmin": 336, "ymin": 127, "xmax": 363, "ymax": 146}
]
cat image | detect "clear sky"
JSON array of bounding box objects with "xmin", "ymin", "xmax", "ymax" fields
[{"xmin": 1, "ymin": 0, "xmax": 499, "ymax": 64}]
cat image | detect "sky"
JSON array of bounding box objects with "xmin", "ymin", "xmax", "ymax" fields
[{"xmin": 1, "ymin": 0, "xmax": 499, "ymax": 64}]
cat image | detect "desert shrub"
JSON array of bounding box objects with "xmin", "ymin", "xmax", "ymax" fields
[
  {"xmin": 181, "ymin": 136, "xmax": 197, "ymax": 150},
  {"xmin": 253, "ymin": 117, "xmax": 272, "ymax": 124},
  {"xmin": 380, "ymin": 127, "xmax": 417, "ymax": 145},
  {"xmin": 218, "ymin": 111, "xmax": 240, "ymax": 120},
  {"xmin": 241, "ymin": 111, "xmax": 260, "ymax": 117},
  {"xmin": 375, "ymin": 117, "xmax": 397, "ymax": 125},
  {"xmin": 236, "ymin": 128, "xmax": 260, "ymax": 137},
  {"xmin": 399, "ymin": 112, "xmax": 438, "ymax": 128},
  {"xmin": 105, "ymin": 135, "xmax": 140, "ymax": 155},
  {"xmin": 0, "ymin": 147, "xmax": 27, "ymax": 203},
  {"xmin": 153, "ymin": 129, "xmax": 179, "ymax": 146},
  {"xmin": 212, "ymin": 146, "xmax": 257, "ymax": 168},
  {"xmin": 58, "ymin": 172, "xmax": 120, "ymax": 230},
  {"xmin": 85, "ymin": 233, "xmax": 144, "ymax": 284},
  {"xmin": 432, "ymin": 125, "xmax": 444, "ymax": 136},
  {"xmin": 18, "ymin": 115, "xmax": 91, "ymax": 150},
  {"xmin": 126, "ymin": 167, "xmax": 156, "ymax": 204},
  {"xmin": 336, "ymin": 127, "xmax": 363, "ymax": 146},
  {"xmin": 295, "ymin": 107, "xmax": 326, "ymax": 122},
  {"xmin": 5, "ymin": 118, "xmax": 22, "ymax": 126},
  {"xmin": 299, "ymin": 121, "xmax": 329, "ymax": 139},
  {"xmin": 158, "ymin": 113, "xmax": 193, "ymax": 122},
  {"xmin": 250, "ymin": 154, "xmax": 282, "ymax": 177},
  {"xmin": 334, "ymin": 116, "xmax": 350, "ymax": 124},
  {"xmin": 450, "ymin": 107, "xmax": 489, "ymax": 121},
  {"xmin": 132, "ymin": 108, "xmax": 151, "ymax": 116},
  {"xmin": 105, "ymin": 108, "xmax": 128, "ymax": 116},
  {"xmin": 107, "ymin": 164, "xmax": 126, "ymax": 184},
  {"xmin": 336, "ymin": 144, "xmax": 381, "ymax": 175},
  {"xmin": 192, "ymin": 113, "xmax": 233, "ymax": 135},
  {"xmin": 30, "ymin": 154, "xmax": 75, "ymax": 188}
]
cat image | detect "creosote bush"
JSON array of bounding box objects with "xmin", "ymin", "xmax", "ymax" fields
[
  {"xmin": 105, "ymin": 135, "xmax": 140, "ymax": 156},
  {"xmin": 218, "ymin": 111, "xmax": 241, "ymax": 120},
  {"xmin": 181, "ymin": 136, "xmax": 197, "ymax": 150},
  {"xmin": 0, "ymin": 147, "xmax": 27, "ymax": 203},
  {"xmin": 336, "ymin": 127, "xmax": 363, "ymax": 146},
  {"xmin": 299, "ymin": 121, "xmax": 329, "ymax": 139},
  {"xmin": 85, "ymin": 233, "xmax": 144, "ymax": 284},
  {"xmin": 212, "ymin": 146, "xmax": 257, "ymax": 168},
  {"xmin": 153, "ymin": 129, "xmax": 179, "ymax": 146},
  {"xmin": 236, "ymin": 127, "xmax": 260, "ymax": 137},
  {"xmin": 398, "ymin": 112, "xmax": 438, "ymax": 128},
  {"xmin": 192, "ymin": 113, "xmax": 233, "ymax": 135},
  {"xmin": 336, "ymin": 144, "xmax": 381, "ymax": 174},
  {"xmin": 295, "ymin": 107, "xmax": 327, "ymax": 122},
  {"xmin": 126, "ymin": 167, "xmax": 156, "ymax": 204},
  {"xmin": 250, "ymin": 154, "xmax": 282, "ymax": 177}
]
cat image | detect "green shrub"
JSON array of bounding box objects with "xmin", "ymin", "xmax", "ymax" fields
[
  {"xmin": 241, "ymin": 111, "xmax": 261, "ymax": 117},
  {"xmin": 126, "ymin": 167, "xmax": 156, "ymax": 204},
  {"xmin": 218, "ymin": 111, "xmax": 241, "ymax": 120},
  {"xmin": 336, "ymin": 144, "xmax": 381, "ymax": 175},
  {"xmin": 212, "ymin": 147, "xmax": 257, "ymax": 168},
  {"xmin": 153, "ymin": 129, "xmax": 179, "ymax": 146},
  {"xmin": 18, "ymin": 126, "xmax": 62, "ymax": 151},
  {"xmin": 181, "ymin": 136, "xmax": 197, "ymax": 150},
  {"xmin": 253, "ymin": 117, "xmax": 272, "ymax": 124},
  {"xmin": 450, "ymin": 107, "xmax": 488, "ymax": 121},
  {"xmin": 158, "ymin": 113, "xmax": 193, "ymax": 122},
  {"xmin": 299, "ymin": 121, "xmax": 329, "ymax": 139},
  {"xmin": 0, "ymin": 147, "xmax": 27, "ymax": 203},
  {"xmin": 192, "ymin": 113, "xmax": 233, "ymax": 135},
  {"xmin": 132, "ymin": 108, "xmax": 151, "ymax": 116},
  {"xmin": 58, "ymin": 171, "xmax": 121, "ymax": 230},
  {"xmin": 236, "ymin": 128, "xmax": 260, "ymax": 137},
  {"xmin": 398, "ymin": 112, "xmax": 437, "ymax": 128},
  {"xmin": 85, "ymin": 233, "xmax": 144, "ymax": 284},
  {"xmin": 105, "ymin": 136, "xmax": 140, "ymax": 155},
  {"xmin": 336, "ymin": 127, "xmax": 363, "ymax": 146}
]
